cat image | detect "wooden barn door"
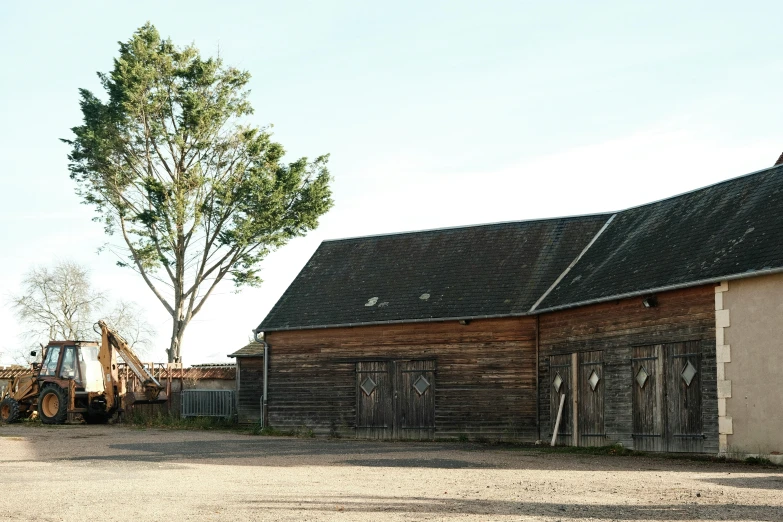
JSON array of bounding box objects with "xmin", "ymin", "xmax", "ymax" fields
[
  {"xmin": 395, "ymin": 360, "xmax": 436, "ymax": 439},
  {"xmin": 577, "ymin": 351, "xmax": 605, "ymax": 446},
  {"xmin": 632, "ymin": 345, "xmax": 664, "ymax": 451},
  {"xmin": 632, "ymin": 342, "xmax": 703, "ymax": 452},
  {"xmin": 549, "ymin": 354, "xmax": 573, "ymax": 445},
  {"xmin": 665, "ymin": 341, "xmax": 703, "ymax": 453},
  {"xmin": 356, "ymin": 361, "xmax": 393, "ymax": 439},
  {"xmin": 356, "ymin": 359, "xmax": 435, "ymax": 440}
]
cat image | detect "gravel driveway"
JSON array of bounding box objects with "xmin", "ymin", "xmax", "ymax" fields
[{"xmin": 1, "ymin": 424, "xmax": 781, "ymax": 521}]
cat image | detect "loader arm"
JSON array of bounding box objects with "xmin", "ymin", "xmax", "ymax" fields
[{"xmin": 97, "ymin": 320, "xmax": 163, "ymax": 401}]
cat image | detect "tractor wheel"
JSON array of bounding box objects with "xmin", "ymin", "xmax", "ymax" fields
[
  {"xmin": 0, "ymin": 397, "xmax": 20, "ymax": 424},
  {"xmin": 38, "ymin": 386, "xmax": 68, "ymax": 425}
]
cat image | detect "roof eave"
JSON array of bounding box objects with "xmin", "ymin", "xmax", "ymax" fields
[
  {"xmin": 257, "ymin": 266, "xmax": 783, "ymax": 332},
  {"xmin": 533, "ymin": 266, "xmax": 783, "ymax": 315},
  {"xmin": 258, "ymin": 310, "xmax": 533, "ymax": 333}
]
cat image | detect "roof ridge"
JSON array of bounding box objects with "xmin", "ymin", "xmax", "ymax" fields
[
  {"xmin": 322, "ymin": 212, "xmax": 614, "ymax": 244},
  {"xmin": 615, "ymin": 162, "xmax": 782, "ymax": 214},
  {"xmin": 322, "ymin": 164, "xmax": 782, "ymax": 246}
]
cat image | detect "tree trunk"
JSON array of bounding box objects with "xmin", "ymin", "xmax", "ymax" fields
[
  {"xmin": 169, "ymin": 224, "xmax": 187, "ymax": 363},
  {"xmin": 167, "ymin": 317, "xmax": 187, "ymax": 364}
]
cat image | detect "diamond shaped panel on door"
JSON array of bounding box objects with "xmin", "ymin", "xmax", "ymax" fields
[
  {"xmin": 396, "ymin": 360, "xmax": 435, "ymax": 439},
  {"xmin": 578, "ymin": 351, "xmax": 605, "ymax": 447},
  {"xmin": 356, "ymin": 361, "xmax": 392, "ymax": 439},
  {"xmin": 412, "ymin": 375, "xmax": 430, "ymax": 396}
]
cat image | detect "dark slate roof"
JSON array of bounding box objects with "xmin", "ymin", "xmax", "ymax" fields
[
  {"xmin": 229, "ymin": 341, "xmax": 265, "ymax": 358},
  {"xmin": 536, "ymin": 165, "xmax": 783, "ymax": 311},
  {"xmin": 257, "ymin": 215, "xmax": 611, "ymax": 331},
  {"xmin": 252, "ymin": 163, "xmax": 783, "ymax": 337}
]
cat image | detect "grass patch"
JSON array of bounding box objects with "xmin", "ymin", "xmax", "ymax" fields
[
  {"xmin": 247, "ymin": 424, "xmax": 287, "ymax": 436},
  {"xmin": 124, "ymin": 411, "xmax": 317, "ymax": 439},
  {"xmin": 125, "ymin": 411, "xmax": 235, "ymax": 431},
  {"xmin": 20, "ymin": 415, "xmax": 43, "ymax": 427},
  {"xmin": 293, "ymin": 425, "xmax": 315, "ymax": 438},
  {"xmin": 744, "ymin": 456, "xmax": 774, "ymax": 466},
  {"xmin": 538, "ymin": 444, "xmax": 639, "ymax": 456},
  {"xmin": 245, "ymin": 423, "xmax": 316, "ymax": 438}
]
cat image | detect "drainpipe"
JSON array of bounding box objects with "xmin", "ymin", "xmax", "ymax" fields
[
  {"xmin": 535, "ymin": 314, "xmax": 540, "ymax": 442},
  {"xmin": 253, "ymin": 330, "xmax": 269, "ymax": 428}
]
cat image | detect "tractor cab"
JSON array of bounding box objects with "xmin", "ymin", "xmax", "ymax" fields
[
  {"xmin": 32, "ymin": 340, "xmax": 117, "ymax": 424},
  {"xmin": 37, "ymin": 341, "xmax": 107, "ymax": 393}
]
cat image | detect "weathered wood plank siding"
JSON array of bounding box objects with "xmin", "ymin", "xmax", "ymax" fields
[
  {"xmin": 538, "ymin": 285, "xmax": 717, "ymax": 453},
  {"xmin": 237, "ymin": 358, "xmax": 264, "ymax": 423},
  {"xmin": 251, "ymin": 317, "xmax": 537, "ymax": 439},
  {"xmin": 578, "ymin": 350, "xmax": 605, "ymax": 447}
]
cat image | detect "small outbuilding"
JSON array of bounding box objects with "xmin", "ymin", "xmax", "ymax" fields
[{"xmin": 229, "ymin": 341, "xmax": 266, "ymax": 424}]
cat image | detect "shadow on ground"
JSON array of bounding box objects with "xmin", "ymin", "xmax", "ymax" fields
[
  {"xmin": 68, "ymin": 438, "xmax": 488, "ymax": 468},
  {"xmin": 49, "ymin": 436, "xmax": 782, "ymax": 474},
  {"xmin": 3, "ymin": 425, "xmax": 782, "ymax": 475},
  {"xmin": 237, "ymin": 494, "xmax": 783, "ymax": 520},
  {"xmin": 699, "ymin": 475, "xmax": 783, "ymax": 490}
]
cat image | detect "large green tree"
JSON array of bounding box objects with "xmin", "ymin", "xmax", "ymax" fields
[{"xmin": 64, "ymin": 24, "xmax": 333, "ymax": 362}]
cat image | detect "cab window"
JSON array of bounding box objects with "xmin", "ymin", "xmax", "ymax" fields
[
  {"xmin": 40, "ymin": 346, "xmax": 61, "ymax": 377},
  {"xmin": 59, "ymin": 346, "xmax": 78, "ymax": 380}
]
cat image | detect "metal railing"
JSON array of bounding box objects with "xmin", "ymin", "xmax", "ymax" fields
[{"xmin": 181, "ymin": 389, "xmax": 235, "ymax": 419}]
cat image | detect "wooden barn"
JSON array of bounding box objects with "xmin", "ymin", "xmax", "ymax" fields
[
  {"xmin": 231, "ymin": 215, "xmax": 612, "ymax": 438},
  {"xmin": 233, "ymin": 163, "xmax": 783, "ymax": 457}
]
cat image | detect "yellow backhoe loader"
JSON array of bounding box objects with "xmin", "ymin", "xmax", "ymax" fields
[{"xmin": 0, "ymin": 321, "xmax": 166, "ymax": 424}]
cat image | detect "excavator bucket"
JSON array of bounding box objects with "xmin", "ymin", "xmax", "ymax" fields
[
  {"xmin": 127, "ymin": 390, "xmax": 168, "ymax": 405},
  {"xmin": 124, "ymin": 378, "xmax": 168, "ymax": 405}
]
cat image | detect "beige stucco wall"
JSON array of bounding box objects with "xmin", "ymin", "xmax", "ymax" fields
[{"xmin": 721, "ymin": 273, "xmax": 783, "ymax": 455}]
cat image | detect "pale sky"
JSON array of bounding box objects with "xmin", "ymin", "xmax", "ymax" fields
[{"xmin": 1, "ymin": 1, "xmax": 782, "ymax": 364}]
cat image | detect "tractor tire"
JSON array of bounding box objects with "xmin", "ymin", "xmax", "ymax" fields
[
  {"xmin": 0, "ymin": 397, "xmax": 20, "ymax": 424},
  {"xmin": 38, "ymin": 386, "xmax": 68, "ymax": 425}
]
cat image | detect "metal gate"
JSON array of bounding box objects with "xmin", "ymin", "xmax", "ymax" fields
[
  {"xmin": 632, "ymin": 341, "xmax": 703, "ymax": 452},
  {"xmin": 181, "ymin": 389, "xmax": 236, "ymax": 419},
  {"xmin": 356, "ymin": 359, "xmax": 435, "ymax": 439}
]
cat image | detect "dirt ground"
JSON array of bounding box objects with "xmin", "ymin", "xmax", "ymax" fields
[{"xmin": 1, "ymin": 424, "xmax": 781, "ymax": 522}]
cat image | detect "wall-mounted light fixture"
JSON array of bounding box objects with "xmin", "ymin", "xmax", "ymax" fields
[{"xmin": 642, "ymin": 296, "xmax": 658, "ymax": 308}]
